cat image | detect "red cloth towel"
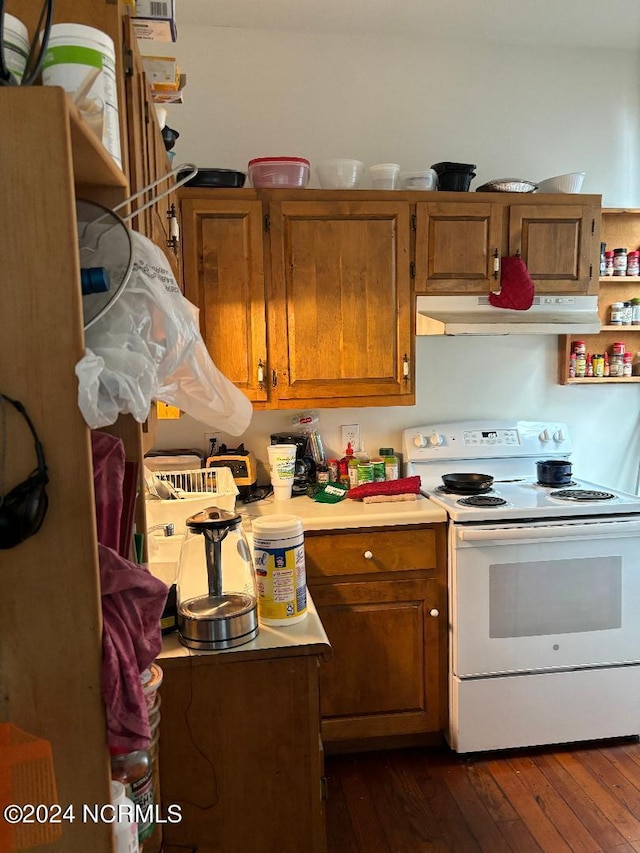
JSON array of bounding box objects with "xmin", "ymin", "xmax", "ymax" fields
[
  {"xmin": 348, "ymin": 476, "xmax": 422, "ymax": 501},
  {"xmin": 91, "ymin": 430, "xmax": 168, "ymax": 751},
  {"xmin": 489, "ymin": 256, "xmax": 535, "ymax": 310}
]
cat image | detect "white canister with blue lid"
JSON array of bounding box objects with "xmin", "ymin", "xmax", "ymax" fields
[{"xmin": 252, "ymin": 515, "xmax": 307, "ymax": 625}]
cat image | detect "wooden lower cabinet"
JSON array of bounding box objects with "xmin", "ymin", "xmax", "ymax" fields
[
  {"xmin": 157, "ymin": 649, "xmax": 327, "ymax": 853},
  {"xmin": 306, "ymin": 524, "xmax": 448, "ymax": 747}
]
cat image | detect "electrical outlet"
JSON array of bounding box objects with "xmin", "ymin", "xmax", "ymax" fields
[{"xmin": 341, "ymin": 424, "xmax": 360, "ymax": 451}]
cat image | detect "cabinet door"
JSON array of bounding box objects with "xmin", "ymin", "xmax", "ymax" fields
[
  {"xmin": 509, "ymin": 203, "xmax": 598, "ymax": 294},
  {"xmin": 268, "ymin": 201, "xmax": 414, "ymax": 407},
  {"xmin": 181, "ymin": 198, "xmax": 268, "ymax": 403},
  {"xmin": 311, "ymin": 578, "xmax": 443, "ymax": 741},
  {"xmin": 415, "ymin": 201, "xmax": 504, "ymax": 293}
]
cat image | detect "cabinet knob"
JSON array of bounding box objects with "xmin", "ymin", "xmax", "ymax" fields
[
  {"xmin": 429, "ymin": 608, "xmax": 439, "ymax": 618},
  {"xmin": 363, "ymin": 550, "xmax": 373, "ymax": 560}
]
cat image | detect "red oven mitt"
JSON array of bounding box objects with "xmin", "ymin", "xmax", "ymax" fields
[
  {"xmin": 348, "ymin": 476, "xmax": 421, "ymax": 501},
  {"xmin": 489, "ymin": 256, "xmax": 535, "ymax": 310}
]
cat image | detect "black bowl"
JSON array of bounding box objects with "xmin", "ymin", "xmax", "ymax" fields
[
  {"xmin": 178, "ymin": 168, "xmax": 246, "ymax": 188},
  {"xmin": 162, "ymin": 124, "xmax": 180, "ymax": 151}
]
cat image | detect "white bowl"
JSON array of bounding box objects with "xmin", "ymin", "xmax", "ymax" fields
[
  {"xmin": 536, "ymin": 171, "xmax": 586, "ymax": 193},
  {"xmin": 316, "ymin": 158, "xmax": 365, "ymax": 189}
]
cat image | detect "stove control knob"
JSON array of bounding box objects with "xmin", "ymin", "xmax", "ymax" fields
[
  {"xmin": 428, "ymin": 432, "xmax": 443, "ymax": 447},
  {"xmin": 553, "ymin": 429, "xmax": 564, "ymax": 443},
  {"xmin": 413, "ymin": 433, "xmax": 428, "ymax": 448},
  {"xmin": 539, "ymin": 429, "xmax": 551, "ymax": 442}
]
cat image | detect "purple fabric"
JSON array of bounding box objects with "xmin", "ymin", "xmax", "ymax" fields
[
  {"xmin": 99, "ymin": 544, "xmax": 168, "ymax": 751},
  {"xmin": 91, "ymin": 430, "xmax": 168, "ymax": 751}
]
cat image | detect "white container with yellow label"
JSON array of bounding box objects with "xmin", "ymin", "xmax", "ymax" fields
[{"xmin": 252, "ymin": 515, "xmax": 307, "ymax": 626}]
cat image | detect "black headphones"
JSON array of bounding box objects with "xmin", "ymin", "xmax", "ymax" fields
[{"xmin": 0, "ymin": 395, "xmax": 49, "ymax": 550}]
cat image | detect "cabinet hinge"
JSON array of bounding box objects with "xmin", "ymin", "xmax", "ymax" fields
[
  {"xmin": 410, "ymin": 261, "xmax": 416, "ymax": 279},
  {"xmin": 589, "ymin": 263, "xmax": 593, "ymax": 280},
  {"xmin": 144, "ymin": 100, "xmax": 150, "ymax": 124},
  {"xmin": 591, "ymin": 218, "xmax": 595, "ymax": 235},
  {"xmin": 411, "ymin": 214, "xmax": 417, "ymax": 231},
  {"xmin": 123, "ymin": 48, "xmax": 134, "ymax": 79},
  {"xmin": 264, "ymin": 215, "xmax": 271, "ymax": 233}
]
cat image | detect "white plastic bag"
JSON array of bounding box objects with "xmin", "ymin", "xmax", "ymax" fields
[{"xmin": 76, "ymin": 229, "xmax": 253, "ymax": 434}]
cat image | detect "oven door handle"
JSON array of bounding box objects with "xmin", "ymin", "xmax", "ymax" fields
[{"xmin": 457, "ymin": 520, "xmax": 640, "ymax": 543}]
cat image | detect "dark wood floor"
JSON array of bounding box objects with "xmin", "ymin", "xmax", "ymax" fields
[{"xmin": 325, "ymin": 738, "xmax": 640, "ymax": 852}]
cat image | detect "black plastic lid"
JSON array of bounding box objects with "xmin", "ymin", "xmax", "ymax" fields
[{"xmin": 431, "ymin": 161, "xmax": 477, "ymax": 173}]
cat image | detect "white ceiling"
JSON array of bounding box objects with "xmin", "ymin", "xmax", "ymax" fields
[{"xmin": 178, "ymin": 0, "xmax": 640, "ymax": 50}]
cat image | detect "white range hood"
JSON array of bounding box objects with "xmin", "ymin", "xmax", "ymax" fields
[{"xmin": 416, "ymin": 294, "xmax": 601, "ymax": 336}]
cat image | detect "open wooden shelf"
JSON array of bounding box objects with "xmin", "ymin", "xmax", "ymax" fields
[{"xmin": 559, "ymin": 208, "xmax": 640, "ymax": 384}]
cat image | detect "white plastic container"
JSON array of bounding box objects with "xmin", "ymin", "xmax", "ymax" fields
[
  {"xmin": 369, "ymin": 163, "xmax": 401, "ymax": 189},
  {"xmin": 41, "ymin": 23, "xmax": 122, "ymax": 168},
  {"xmin": 4, "ymin": 14, "xmax": 30, "ymax": 83},
  {"xmin": 253, "ymin": 515, "xmax": 307, "ymax": 625},
  {"xmin": 316, "ymin": 158, "xmax": 364, "ymax": 189},
  {"xmin": 401, "ymin": 169, "xmax": 438, "ymax": 190},
  {"xmin": 111, "ymin": 780, "xmax": 139, "ymax": 853}
]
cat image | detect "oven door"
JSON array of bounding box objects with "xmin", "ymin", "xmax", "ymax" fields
[{"xmin": 451, "ymin": 516, "xmax": 640, "ymax": 677}]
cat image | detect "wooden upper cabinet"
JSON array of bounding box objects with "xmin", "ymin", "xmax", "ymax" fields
[
  {"xmin": 268, "ymin": 200, "xmax": 414, "ymax": 406},
  {"xmin": 509, "ymin": 203, "xmax": 598, "ymax": 294},
  {"xmin": 181, "ymin": 198, "xmax": 268, "ymax": 403},
  {"xmin": 415, "ymin": 197, "xmax": 599, "ymax": 295},
  {"xmin": 415, "ymin": 201, "xmax": 504, "ymax": 293}
]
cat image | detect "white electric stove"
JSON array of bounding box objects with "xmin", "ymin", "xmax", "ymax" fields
[{"xmin": 403, "ymin": 420, "xmax": 640, "ymax": 754}]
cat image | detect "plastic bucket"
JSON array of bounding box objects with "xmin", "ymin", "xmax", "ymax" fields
[
  {"xmin": 252, "ymin": 515, "xmax": 307, "ymax": 625},
  {"xmin": 369, "ymin": 163, "xmax": 400, "ymax": 190},
  {"xmin": 41, "ymin": 23, "xmax": 122, "ymax": 168},
  {"xmin": 4, "ymin": 14, "xmax": 30, "ymax": 83}
]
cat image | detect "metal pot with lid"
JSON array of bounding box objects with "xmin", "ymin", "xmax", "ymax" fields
[{"xmin": 536, "ymin": 459, "xmax": 572, "ymax": 486}]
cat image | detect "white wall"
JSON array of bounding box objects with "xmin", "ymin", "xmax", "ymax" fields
[{"xmin": 154, "ymin": 25, "xmax": 640, "ymax": 492}]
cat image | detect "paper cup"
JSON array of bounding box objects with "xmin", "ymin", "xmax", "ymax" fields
[{"xmin": 267, "ymin": 444, "xmax": 297, "ymax": 498}]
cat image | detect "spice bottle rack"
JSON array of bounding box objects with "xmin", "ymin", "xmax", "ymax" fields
[{"xmin": 559, "ymin": 208, "xmax": 640, "ymax": 383}]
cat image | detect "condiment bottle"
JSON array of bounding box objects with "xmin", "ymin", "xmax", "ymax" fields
[
  {"xmin": 110, "ymin": 749, "xmax": 155, "ymax": 844},
  {"xmin": 622, "ymin": 301, "xmax": 633, "ymax": 325},
  {"xmin": 379, "ymin": 447, "xmax": 399, "ymax": 480},
  {"xmin": 623, "ymin": 353, "xmax": 633, "ymax": 376},
  {"xmin": 568, "ymin": 352, "xmax": 576, "ymax": 378},
  {"xmin": 338, "ymin": 443, "xmax": 354, "ymax": 486},
  {"xmin": 604, "ymin": 250, "xmax": 615, "ymax": 276},
  {"xmin": 613, "ymin": 248, "xmax": 628, "ymax": 276},
  {"xmin": 370, "ymin": 454, "xmax": 386, "ymax": 482},
  {"xmin": 586, "ymin": 353, "xmax": 593, "ymax": 377},
  {"xmin": 632, "ymin": 298, "xmax": 640, "ymax": 325},
  {"xmin": 627, "ymin": 251, "xmax": 640, "ymax": 276},
  {"xmin": 610, "ymin": 302, "xmax": 624, "ymax": 325}
]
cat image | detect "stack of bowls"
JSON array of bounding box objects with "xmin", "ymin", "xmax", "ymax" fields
[{"xmin": 316, "ymin": 159, "xmax": 365, "ymax": 189}]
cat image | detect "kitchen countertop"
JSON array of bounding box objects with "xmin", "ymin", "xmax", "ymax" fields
[
  {"xmin": 158, "ymin": 590, "xmax": 331, "ymax": 665},
  {"xmin": 237, "ymin": 493, "xmax": 447, "ymax": 531}
]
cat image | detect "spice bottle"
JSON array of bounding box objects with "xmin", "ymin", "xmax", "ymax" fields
[
  {"xmin": 613, "ymin": 248, "xmax": 628, "ymax": 276},
  {"xmin": 623, "ymin": 353, "xmax": 633, "ymax": 376},
  {"xmin": 610, "ymin": 302, "xmax": 624, "ymax": 325},
  {"xmin": 575, "ymin": 350, "xmax": 586, "ymax": 377},
  {"xmin": 586, "ymin": 353, "xmax": 593, "ymax": 377},
  {"xmin": 604, "ymin": 250, "xmax": 615, "ymax": 276},
  {"xmin": 604, "ymin": 351, "xmax": 610, "ymax": 376},
  {"xmin": 568, "ymin": 352, "xmax": 576, "ymax": 378},
  {"xmin": 623, "ymin": 301, "xmax": 633, "ymax": 325},
  {"xmin": 627, "ymin": 251, "xmax": 640, "ymax": 276},
  {"xmin": 633, "ymin": 352, "xmax": 640, "ymax": 376},
  {"xmin": 379, "ymin": 447, "xmax": 399, "ymax": 480},
  {"xmin": 632, "ymin": 298, "xmax": 640, "ymax": 325}
]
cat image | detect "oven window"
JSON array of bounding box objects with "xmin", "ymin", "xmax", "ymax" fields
[{"xmin": 489, "ymin": 556, "xmax": 622, "ymax": 638}]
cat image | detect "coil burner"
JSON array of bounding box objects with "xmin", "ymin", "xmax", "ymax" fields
[
  {"xmin": 549, "ymin": 489, "xmax": 616, "ymax": 502},
  {"xmin": 457, "ymin": 495, "xmax": 508, "ymax": 507}
]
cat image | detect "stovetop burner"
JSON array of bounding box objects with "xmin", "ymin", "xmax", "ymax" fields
[
  {"xmin": 549, "ymin": 489, "xmax": 616, "ymax": 502},
  {"xmin": 535, "ymin": 480, "xmax": 577, "ymax": 488},
  {"xmin": 457, "ymin": 495, "xmax": 508, "ymax": 507},
  {"xmin": 436, "ymin": 484, "xmax": 494, "ymax": 496}
]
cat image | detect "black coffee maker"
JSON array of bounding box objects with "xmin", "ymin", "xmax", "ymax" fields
[{"xmin": 270, "ymin": 432, "xmax": 316, "ymax": 496}]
